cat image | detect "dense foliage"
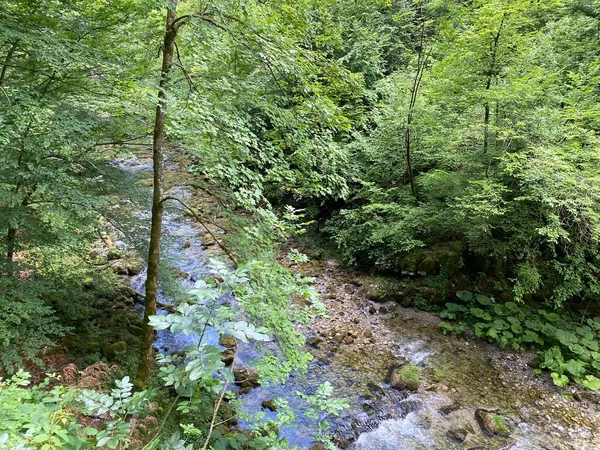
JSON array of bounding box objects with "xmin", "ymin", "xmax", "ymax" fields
[
  {"xmin": 2, "ymin": 0, "xmax": 600, "ymax": 447},
  {"xmin": 329, "ymin": 0, "xmax": 600, "ymax": 309}
]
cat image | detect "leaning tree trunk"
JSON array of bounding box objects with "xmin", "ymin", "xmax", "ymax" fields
[
  {"xmin": 483, "ymin": 14, "xmax": 505, "ymax": 177},
  {"xmin": 135, "ymin": 1, "xmax": 179, "ymax": 389},
  {"xmin": 404, "ymin": 17, "xmax": 429, "ymax": 200}
]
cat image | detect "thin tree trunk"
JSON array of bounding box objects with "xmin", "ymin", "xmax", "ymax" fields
[
  {"xmin": 404, "ymin": 17, "xmax": 429, "ymax": 199},
  {"xmin": 0, "ymin": 40, "xmax": 18, "ymax": 88},
  {"xmin": 135, "ymin": 1, "xmax": 179, "ymax": 389},
  {"xmin": 6, "ymin": 227, "xmax": 16, "ymax": 263},
  {"xmin": 483, "ymin": 13, "xmax": 506, "ymax": 177}
]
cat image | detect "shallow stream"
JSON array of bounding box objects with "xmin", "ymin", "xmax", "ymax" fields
[{"xmin": 117, "ymin": 156, "xmax": 599, "ymax": 450}]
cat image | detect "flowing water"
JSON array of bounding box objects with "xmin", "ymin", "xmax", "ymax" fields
[{"xmin": 116, "ymin": 156, "xmax": 599, "ymax": 450}]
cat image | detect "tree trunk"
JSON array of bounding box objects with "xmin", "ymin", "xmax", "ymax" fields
[
  {"xmin": 0, "ymin": 40, "xmax": 18, "ymax": 88},
  {"xmin": 404, "ymin": 18, "xmax": 429, "ymax": 200},
  {"xmin": 135, "ymin": 1, "xmax": 179, "ymax": 389},
  {"xmin": 483, "ymin": 14, "xmax": 505, "ymax": 176},
  {"xmin": 6, "ymin": 227, "xmax": 16, "ymax": 262}
]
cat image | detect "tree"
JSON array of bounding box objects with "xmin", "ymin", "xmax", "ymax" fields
[{"xmin": 135, "ymin": 0, "xmax": 178, "ymax": 389}]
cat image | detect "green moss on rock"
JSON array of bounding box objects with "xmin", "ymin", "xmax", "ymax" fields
[
  {"xmin": 389, "ymin": 363, "xmax": 420, "ymax": 391},
  {"xmin": 417, "ymin": 257, "xmax": 439, "ymax": 276},
  {"xmin": 102, "ymin": 341, "xmax": 127, "ymax": 360}
]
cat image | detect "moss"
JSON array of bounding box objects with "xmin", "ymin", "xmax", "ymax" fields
[
  {"xmin": 400, "ymin": 364, "xmax": 420, "ymax": 384},
  {"xmin": 390, "ymin": 363, "xmax": 421, "ymax": 391},
  {"xmin": 401, "ymin": 253, "xmax": 425, "ymax": 274},
  {"xmin": 493, "ymin": 414, "xmax": 509, "ymax": 433},
  {"xmin": 102, "ymin": 341, "xmax": 127, "ymax": 360},
  {"xmin": 417, "ymin": 257, "xmax": 439, "ymax": 275}
]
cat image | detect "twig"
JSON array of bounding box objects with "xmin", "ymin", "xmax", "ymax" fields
[
  {"xmin": 133, "ymin": 289, "xmax": 176, "ymax": 313},
  {"xmin": 161, "ymin": 196, "xmax": 238, "ymax": 264},
  {"xmin": 200, "ymin": 351, "xmax": 237, "ymax": 450}
]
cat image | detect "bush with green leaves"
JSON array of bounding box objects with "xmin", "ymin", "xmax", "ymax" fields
[
  {"xmin": 440, "ymin": 290, "xmax": 600, "ymax": 390},
  {"xmin": 0, "ymin": 371, "xmax": 150, "ymax": 450}
]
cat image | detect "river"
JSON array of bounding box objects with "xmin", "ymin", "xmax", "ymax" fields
[{"xmin": 116, "ymin": 155, "xmax": 600, "ymax": 450}]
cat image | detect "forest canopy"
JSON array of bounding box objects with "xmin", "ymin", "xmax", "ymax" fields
[{"xmin": 1, "ymin": 0, "xmax": 600, "ymax": 448}]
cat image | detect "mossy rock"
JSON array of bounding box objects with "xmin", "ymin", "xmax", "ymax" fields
[
  {"xmin": 221, "ymin": 349, "xmax": 234, "ymax": 366},
  {"xmin": 475, "ymin": 409, "xmax": 511, "ymax": 437},
  {"xmin": 310, "ymin": 444, "xmax": 327, "ymax": 450},
  {"xmin": 111, "ymin": 262, "xmax": 129, "ymax": 275},
  {"xmin": 261, "ymin": 399, "xmax": 277, "ymax": 411},
  {"xmin": 219, "ymin": 334, "xmax": 237, "ymax": 349},
  {"xmin": 126, "ymin": 260, "xmax": 144, "ymax": 276},
  {"xmin": 401, "ymin": 253, "xmax": 425, "ymax": 275},
  {"xmin": 417, "ymin": 257, "xmax": 439, "ymax": 276},
  {"xmin": 436, "ymin": 241, "xmax": 465, "ymax": 276},
  {"xmin": 358, "ymin": 283, "xmax": 386, "ymax": 301},
  {"xmin": 388, "ymin": 363, "xmax": 420, "ymax": 391},
  {"xmin": 358, "ymin": 278, "xmax": 409, "ymax": 303},
  {"xmin": 102, "ymin": 341, "xmax": 127, "ymax": 360},
  {"xmin": 234, "ymin": 368, "xmax": 260, "ymax": 389},
  {"xmin": 128, "ymin": 325, "xmax": 143, "ymax": 336},
  {"xmin": 107, "ymin": 248, "xmax": 123, "ymax": 261},
  {"xmin": 88, "ymin": 341, "xmax": 101, "ymax": 353}
]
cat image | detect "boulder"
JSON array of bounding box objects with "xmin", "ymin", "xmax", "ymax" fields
[
  {"xmin": 219, "ymin": 334, "xmax": 237, "ymax": 349},
  {"xmin": 126, "ymin": 260, "xmax": 144, "ymax": 276},
  {"xmin": 446, "ymin": 428, "xmax": 468, "ymax": 443},
  {"xmin": 388, "ymin": 363, "xmax": 420, "ymax": 391},
  {"xmin": 475, "ymin": 409, "xmax": 510, "ymax": 437},
  {"xmin": 417, "ymin": 257, "xmax": 439, "ymax": 276},
  {"xmin": 221, "ymin": 349, "xmax": 234, "ymax": 366},
  {"xmin": 181, "ymin": 240, "xmax": 191, "ymax": 249},
  {"xmin": 400, "ymin": 253, "xmax": 424, "ymax": 275},
  {"xmin": 102, "ymin": 341, "xmax": 127, "ymax": 360},
  {"xmin": 358, "ymin": 283, "xmax": 386, "ymax": 302},
  {"xmin": 234, "ymin": 368, "xmax": 260, "ymax": 389},
  {"xmin": 261, "ymin": 399, "xmax": 278, "ymax": 411},
  {"xmin": 107, "ymin": 248, "xmax": 123, "ymax": 261},
  {"xmin": 111, "ymin": 261, "xmax": 129, "ymax": 275}
]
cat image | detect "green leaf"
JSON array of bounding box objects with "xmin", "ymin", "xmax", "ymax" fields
[
  {"xmin": 551, "ymin": 372, "xmax": 569, "ymax": 387},
  {"xmin": 456, "ymin": 291, "xmax": 473, "ymax": 302},
  {"xmin": 582, "ymin": 375, "xmax": 600, "ymax": 391},
  {"xmin": 475, "ymin": 294, "xmax": 492, "ymax": 306}
]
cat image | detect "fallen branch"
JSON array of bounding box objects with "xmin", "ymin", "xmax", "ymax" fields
[
  {"xmin": 133, "ymin": 289, "xmax": 176, "ymax": 313},
  {"xmin": 161, "ymin": 195, "xmax": 238, "ymax": 265}
]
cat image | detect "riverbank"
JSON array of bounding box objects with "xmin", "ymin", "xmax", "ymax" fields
[{"xmin": 279, "ymin": 251, "xmax": 600, "ymax": 448}]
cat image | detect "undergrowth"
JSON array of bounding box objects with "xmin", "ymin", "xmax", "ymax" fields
[{"xmin": 439, "ymin": 290, "xmax": 600, "ymax": 391}]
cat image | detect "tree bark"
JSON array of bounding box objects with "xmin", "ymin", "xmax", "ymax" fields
[
  {"xmin": 404, "ymin": 18, "xmax": 429, "ymax": 199},
  {"xmin": 6, "ymin": 227, "xmax": 16, "ymax": 262},
  {"xmin": 135, "ymin": 1, "xmax": 179, "ymax": 389},
  {"xmin": 0, "ymin": 40, "xmax": 18, "ymax": 88},
  {"xmin": 483, "ymin": 13, "xmax": 506, "ymax": 176}
]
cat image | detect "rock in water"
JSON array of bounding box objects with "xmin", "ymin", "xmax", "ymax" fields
[
  {"xmin": 475, "ymin": 408, "xmax": 511, "ymax": 437},
  {"xmin": 261, "ymin": 399, "xmax": 277, "ymax": 411},
  {"xmin": 446, "ymin": 428, "xmax": 468, "ymax": 443},
  {"xmin": 234, "ymin": 368, "xmax": 260, "ymax": 389},
  {"xmin": 221, "ymin": 349, "xmax": 234, "ymax": 366},
  {"xmin": 219, "ymin": 334, "xmax": 237, "ymax": 349},
  {"xmin": 388, "ymin": 363, "xmax": 420, "ymax": 391}
]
